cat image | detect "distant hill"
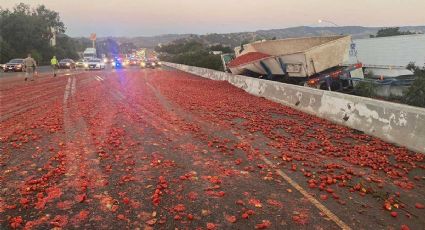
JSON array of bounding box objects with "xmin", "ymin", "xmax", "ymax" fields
[
  {"xmin": 98, "ymin": 34, "xmax": 193, "ymax": 49},
  {"xmin": 98, "ymin": 26, "xmax": 425, "ymax": 48}
]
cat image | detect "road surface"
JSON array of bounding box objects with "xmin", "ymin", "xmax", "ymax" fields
[
  {"xmin": 0, "ymin": 66, "xmax": 80, "ymax": 78},
  {"xmin": 0, "ymin": 67, "xmax": 424, "ymax": 229}
]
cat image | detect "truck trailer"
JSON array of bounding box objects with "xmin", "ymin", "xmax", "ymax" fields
[
  {"xmin": 226, "ymin": 35, "xmax": 364, "ymax": 91},
  {"xmin": 83, "ymin": 48, "xmax": 97, "ymax": 60}
]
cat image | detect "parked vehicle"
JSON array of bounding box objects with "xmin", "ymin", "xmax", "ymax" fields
[
  {"xmin": 84, "ymin": 58, "xmax": 106, "ymax": 70},
  {"xmin": 59, "ymin": 59, "xmax": 76, "ymax": 69},
  {"xmin": 3, "ymin": 59, "xmax": 25, "ymax": 72}
]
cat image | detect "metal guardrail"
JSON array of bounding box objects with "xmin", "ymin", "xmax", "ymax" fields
[{"xmin": 343, "ymin": 77, "xmax": 416, "ymax": 86}]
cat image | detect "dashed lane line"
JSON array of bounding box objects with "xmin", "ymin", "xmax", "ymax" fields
[
  {"xmin": 260, "ymin": 155, "xmax": 352, "ymax": 230},
  {"xmin": 144, "ymin": 74, "xmax": 350, "ymax": 229},
  {"xmin": 95, "ymin": 75, "xmax": 104, "ymax": 81},
  {"xmin": 63, "ymin": 77, "xmax": 71, "ymax": 103},
  {"xmin": 230, "ymin": 130, "xmax": 352, "ymax": 230}
]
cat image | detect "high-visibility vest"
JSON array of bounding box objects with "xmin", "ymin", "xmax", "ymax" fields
[{"xmin": 51, "ymin": 58, "xmax": 58, "ymax": 65}]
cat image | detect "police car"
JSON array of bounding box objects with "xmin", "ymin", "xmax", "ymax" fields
[{"xmin": 84, "ymin": 58, "xmax": 106, "ymax": 70}]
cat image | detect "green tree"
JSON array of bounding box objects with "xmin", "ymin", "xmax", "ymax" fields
[
  {"xmin": 403, "ymin": 66, "xmax": 425, "ymax": 108},
  {"xmin": 0, "ymin": 3, "xmax": 67, "ymax": 64},
  {"xmin": 370, "ymin": 27, "xmax": 416, "ymax": 38},
  {"xmin": 354, "ymin": 80, "xmax": 375, "ymax": 97},
  {"xmin": 156, "ymin": 41, "xmax": 204, "ymax": 55},
  {"xmin": 157, "ymin": 40, "xmax": 224, "ymax": 71},
  {"xmin": 54, "ymin": 34, "xmax": 79, "ymax": 60}
]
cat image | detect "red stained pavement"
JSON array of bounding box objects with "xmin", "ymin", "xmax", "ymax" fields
[{"xmin": 0, "ymin": 67, "xmax": 424, "ymax": 229}]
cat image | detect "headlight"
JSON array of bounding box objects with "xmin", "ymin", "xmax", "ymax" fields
[
  {"xmin": 84, "ymin": 63, "xmax": 88, "ymax": 68},
  {"xmin": 152, "ymin": 62, "xmax": 156, "ymax": 66},
  {"xmin": 17, "ymin": 64, "xmax": 22, "ymax": 68},
  {"xmin": 140, "ymin": 62, "xmax": 146, "ymax": 67},
  {"xmin": 96, "ymin": 64, "xmax": 100, "ymax": 67},
  {"xmin": 158, "ymin": 61, "xmax": 162, "ymax": 65},
  {"xmin": 66, "ymin": 63, "xmax": 70, "ymax": 66},
  {"xmin": 112, "ymin": 62, "xmax": 116, "ymax": 66},
  {"xmin": 103, "ymin": 58, "xmax": 108, "ymax": 62}
]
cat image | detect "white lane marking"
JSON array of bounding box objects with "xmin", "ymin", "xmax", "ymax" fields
[
  {"xmin": 260, "ymin": 155, "xmax": 351, "ymax": 230},
  {"xmin": 95, "ymin": 75, "xmax": 104, "ymax": 81},
  {"xmin": 71, "ymin": 76, "xmax": 76, "ymax": 96},
  {"xmin": 230, "ymin": 130, "xmax": 351, "ymax": 230},
  {"xmin": 64, "ymin": 77, "xmax": 71, "ymax": 103}
]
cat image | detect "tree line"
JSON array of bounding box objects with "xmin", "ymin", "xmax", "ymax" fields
[
  {"xmin": 370, "ymin": 27, "xmax": 419, "ymax": 38},
  {"xmin": 404, "ymin": 64, "xmax": 425, "ymax": 107},
  {"xmin": 0, "ymin": 3, "xmax": 79, "ymax": 64},
  {"xmin": 155, "ymin": 40, "xmax": 232, "ymax": 71}
]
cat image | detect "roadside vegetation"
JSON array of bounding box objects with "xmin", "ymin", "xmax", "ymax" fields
[
  {"xmin": 353, "ymin": 70, "xmax": 375, "ymax": 97},
  {"xmin": 155, "ymin": 41, "xmax": 232, "ymax": 71},
  {"xmin": 354, "ymin": 65, "xmax": 425, "ymax": 108},
  {"xmin": 0, "ymin": 3, "xmax": 80, "ymax": 64},
  {"xmin": 403, "ymin": 65, "xmax": 425, "ymax": 107}
]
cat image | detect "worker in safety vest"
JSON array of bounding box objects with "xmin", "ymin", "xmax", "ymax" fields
[{"xmin": 51, "ymin": 56, "xmax": 59, "ymax": 77}]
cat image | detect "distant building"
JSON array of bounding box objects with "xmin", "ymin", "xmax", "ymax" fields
[{"xmin": 345, "ymin": 34, "xmax": 425, "ymax": 77}]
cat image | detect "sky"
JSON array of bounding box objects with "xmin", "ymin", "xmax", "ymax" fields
[{"xmin": 2, "ymin": 0, "xmax": 425, "ymax": 37}]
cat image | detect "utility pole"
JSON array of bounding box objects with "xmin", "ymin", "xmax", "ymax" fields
[
  {"xmin": 50, "ymin": 27, "xmax": 56, "ymax": 47},
  {"xmin": 90, "ymin": 33, "xmax": 97, "ymax": 48}
]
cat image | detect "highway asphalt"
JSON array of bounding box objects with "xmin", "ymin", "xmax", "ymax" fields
[{"xmin": 0, "ymin": 67, "xmax": 423, "ymax": 229}]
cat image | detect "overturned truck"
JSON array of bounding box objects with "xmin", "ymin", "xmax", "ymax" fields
[{"xmin": 225, "ymin": 35, "xmax": 364, "ymax": 91}]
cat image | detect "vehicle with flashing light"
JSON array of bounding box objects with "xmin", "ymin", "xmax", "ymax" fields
[
  {"xmin": 59, "ymin": 59, "xmax": 76, "ymax": 69},
  {"xmin": 112, "ymin": 58, "xmax": 125, "ymax": 69},
  {"xmin": 4, "ymin": 58, "xmax": 25, "ymax": 72},
  {"xmin": 84, "ymin": 58, "xmax": 106, "ymax": 70}
]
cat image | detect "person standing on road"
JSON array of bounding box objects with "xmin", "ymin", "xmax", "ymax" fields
[
  {"xmin": 23, "ymin": 53, "xmax": 37, "ymax": 81},
  {"xmin": 51, "ymin": 55, "xmax": 59, "ymax": 77}
]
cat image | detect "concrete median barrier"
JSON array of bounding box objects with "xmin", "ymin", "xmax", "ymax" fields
[{"xmin": 164, "ymin": 62, "xmax": 425, "ymax": 153}]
